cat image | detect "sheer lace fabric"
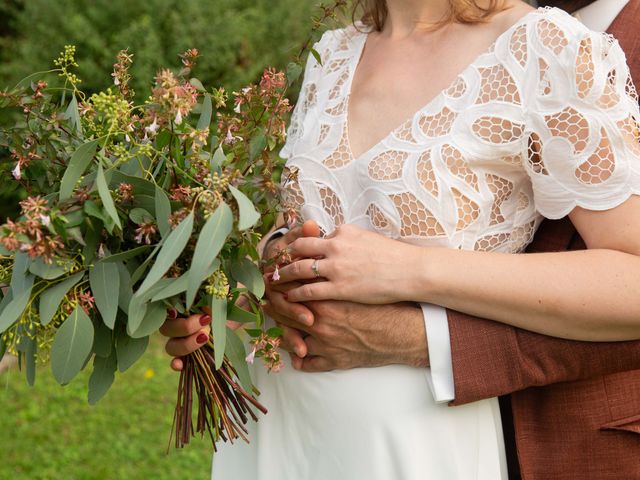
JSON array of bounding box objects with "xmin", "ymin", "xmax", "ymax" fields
[{"xmin": 281, "ymin": 7, "xmax": 640, "ymax": 253}]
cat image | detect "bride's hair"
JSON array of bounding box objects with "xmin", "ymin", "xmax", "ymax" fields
[{"xmin": 351, "ymin": 0, "xmax": 510, "ymax": 31}]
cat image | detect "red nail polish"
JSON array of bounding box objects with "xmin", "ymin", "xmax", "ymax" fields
[
  {"xmin": 168, "ymin": 308, "xmax": 178, "ymax": 319},
  {"xmin": 199, "ymin": 314, "xmax": 211, "ymax": 326},
  {"xmin": 196, "ymin": 333, "xmax": 209, "ymax": 344}
]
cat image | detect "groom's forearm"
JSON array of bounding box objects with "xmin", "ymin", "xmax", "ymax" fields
[{"xmin": 446, "ymin": 308, "xmax": 640, "ymax": 406}]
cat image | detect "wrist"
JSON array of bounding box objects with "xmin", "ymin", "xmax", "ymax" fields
[
  {"xmin": 393, "ymin": 303, "xmax": 429, "ymax": 368},
  {"xmin": 404, "ymin": 246, "xmax": 438, "ymax": 304}
]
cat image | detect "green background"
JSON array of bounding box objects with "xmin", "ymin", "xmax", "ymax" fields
[{"xmin": 0, "ymin": 1, "xmax": 325, "ymax": 478}]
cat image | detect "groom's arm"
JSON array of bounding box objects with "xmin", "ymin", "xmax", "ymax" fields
[
  {"xmin": 446, "ymin": 309, "xmax": 640, "ymax": 406},
  {"xmin": 447, "ymin": 217, "xmax": 640, "ymax": 405}
]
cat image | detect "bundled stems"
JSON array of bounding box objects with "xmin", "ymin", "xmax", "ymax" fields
[{"xmin": 170, "ymin": 340, "xmax": 267, "ymax": 451}]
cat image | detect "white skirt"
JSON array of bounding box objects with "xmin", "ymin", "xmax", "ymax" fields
[{"xmin": 211, "ymin": 350, "xmax": 507, "ymax": 480}]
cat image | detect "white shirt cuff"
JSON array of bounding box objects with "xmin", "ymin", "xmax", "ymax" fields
[{"xmin": 420, "ymin": 303, "xmax": 455, "ymax": 403}]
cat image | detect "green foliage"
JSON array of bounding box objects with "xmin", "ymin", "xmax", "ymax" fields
[{"xmin": 0, "ymin": 0, "xmax": 317, "ymax": 219}]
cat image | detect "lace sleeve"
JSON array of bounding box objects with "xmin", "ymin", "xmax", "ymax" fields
[
  {"xmin": 522, "ymin": 12, "xmax": 640, "ymax": 219},
  {"xmin": 279, "ymin": 31, "xmax": 333, "ymax": 159}
]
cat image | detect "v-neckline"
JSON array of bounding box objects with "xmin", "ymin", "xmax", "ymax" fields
[{"xmin": 343, "ymin": 6, "xmax": 546, "ymax": 161}]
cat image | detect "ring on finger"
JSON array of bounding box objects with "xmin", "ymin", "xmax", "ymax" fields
[{"xmin": 311, "ymin": 259, "xmax": 321, "ymax": 278}]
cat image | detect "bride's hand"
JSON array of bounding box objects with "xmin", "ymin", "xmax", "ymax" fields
[{"xmin": 271, "ymin": 224, "xmax": 423, "ymax": 304}]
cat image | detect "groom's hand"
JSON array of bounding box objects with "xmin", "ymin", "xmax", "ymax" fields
[{"xmin": 265, "ymin": 296, "xmax": 430, "ymax": 372}]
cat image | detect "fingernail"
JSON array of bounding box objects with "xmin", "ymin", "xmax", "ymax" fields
[
  {"xmin": 295, "ymin": 346, "xmax": 305, "ymax": 357},
  {"xmin": 298, "ymin": 314, "xmax": 309, "ymax": 325},
  {"xmin": 196, "ymin": 333, "xmax": 209, "ymax": 344},
  {"xmin": 168, "ymin": 308, "xmax": 177, "ymax": 319},
  {"xmin": 199, "ymin": 314, "xmax": 211, "ymax": 326}
]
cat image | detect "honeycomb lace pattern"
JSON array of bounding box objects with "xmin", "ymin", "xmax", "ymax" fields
[{"xmin": 280, "ymin": 7, "xmax": 640, "ymax": 253}]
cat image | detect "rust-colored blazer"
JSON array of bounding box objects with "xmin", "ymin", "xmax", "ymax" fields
[{"xmin": 446, "ymin": 2, "xmax": 640, "ymax": 479}]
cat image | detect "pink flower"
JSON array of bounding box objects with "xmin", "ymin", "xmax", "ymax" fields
[
  {"xmin": 12, "ymin": 163, "xmax": 21, "ymax": 180},
  {"xmin": 272, "ymin": 265, "xmax": 280, "ymax": 281}
]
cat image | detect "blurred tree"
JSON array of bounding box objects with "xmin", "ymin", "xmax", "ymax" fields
[{"xmin": 0, "ymin": 0, "xmax": 319, "ymax": 219}]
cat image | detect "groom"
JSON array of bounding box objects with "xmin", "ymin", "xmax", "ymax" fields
[{"xmin": 265, "ymin": 1, "xmax": 640, "ymax": 478}]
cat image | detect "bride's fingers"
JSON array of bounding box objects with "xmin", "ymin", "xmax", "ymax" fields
[
  {"xmin": 160, "ymin": 307, "xmax": 211, "ymax": 338},
  {"xmin": 272, "ymin": 258, "xmax": 332, "ymax": 285},
  {"xmin": 288, "ymin": 237, "xmax": 330, "ymax": 260},
  {"xmin": 284, "ymin": 281, "xmax": 335, "ymax": 303},
  {"xmin": 170, "ymin": 357, "xmax": 184, "ymax": 372},
  {"xmin": 165, "ymin": 325, "xmax": 211, "ymax": 357}
]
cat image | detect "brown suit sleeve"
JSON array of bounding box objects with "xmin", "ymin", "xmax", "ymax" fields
[
  {"xmin": 447, "ymin": 310, "xmax": 640, "ymax": 406},
  {"xmin": 447, "ymin": 218, "xmax": 640, "ymax": 406}
]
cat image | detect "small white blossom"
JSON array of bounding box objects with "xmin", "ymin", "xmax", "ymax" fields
[
  {"xmin": 174, "ymin": 110, "xmax": 183, "ymax": 125},
  {"xmin": 39, "ymin": 215, "xmax": 50, "ymax": 226},
  {"xmin": 12, "ymin": 163, "xmax": 21, "ymax": 180},
  {"xmin": 245, "ymin": 346, "xmax": 257, "ymax": 364},
  {"xmin": 145, "ymin": 117, "xmax": 159, "ymax": 135}
]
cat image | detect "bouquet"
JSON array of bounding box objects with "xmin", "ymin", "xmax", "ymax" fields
[
  {"xmin": 0, "ymin": 45, "xmax": 295, "ymax": 449},
  {"xmin": 0, "ymin": 0, "xmax": 348, "ymax": 452}
]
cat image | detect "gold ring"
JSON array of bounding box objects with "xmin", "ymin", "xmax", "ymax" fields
[{"xmin": 311, "ymin": 259, "xmax": 321, "ymax": 278}]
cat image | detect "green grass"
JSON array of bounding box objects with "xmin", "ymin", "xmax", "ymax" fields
[{"xmin": 0, "ymin": 335, "xmax": 213, "ymax": 480}]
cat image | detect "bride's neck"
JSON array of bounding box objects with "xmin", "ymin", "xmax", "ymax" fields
[{"xmin": 383, "ymin": 0, "xmax": 452, "ymax": 37}]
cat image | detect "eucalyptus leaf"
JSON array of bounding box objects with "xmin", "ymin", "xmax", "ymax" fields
[
  {"xmin": 116, "ymin": 262, "xmax": 133, "ymax": 313},
  {"xmin": 116, "ymin": 334, "xmax": 148, "ymax": 373},
  {"xmin": 64, "ymin": 96, "xmax": 83, "ymax": 137},
  {"xmin": 136, "ymin": 212, "xmax": 193, "ymax": 296},
  {"xmin": 110, "ymin": 171, "xmax": 156, "ymax": 197},
  {"xmin": 84, "ymin": 200, "xmax": 107, "ymax": 222},
  {"xmin": 88, "ymin": 351, "xmax": 117, "ymax": 405},
  {"xmin": 92, "ymin": 320, "xmax": 112, "ymax": 358},
  {"xmin": 130, "ymin": 301, "xmax": 166, "ymax": 338},
  {"xmin": 286, "ymin": 62, "xmax": 303, "ymax": 86},
  {"xmin": 126, "ymin": 295, "xmax": 148, "ymax": 334},
  {"xmin": 0, "ymin": 274, "xmax": 34, "ymax": 333},
  {"xmin": 227, "ymin": 303, "xmax": 258, "ymax": 324},
  {"xmin": 59, "ymin": 140, "xmax": 98, "ymax": 201},
  {"xmin": 98, "ymin": 245, "xmax": 152, "ymax": 264},
  {"xmin": 189, "ymin": 77, "xmax": 205, "ymax": 92},
  {"xmin": 229, "ymin": 258, "xmax": 265, "ymax": 298},
  {"xmin": 229, "ymin": 186, "xmax": 260, "ymax": 231},
  {"xmin": 51, "ymin": 306, "xmax": 95, "ymax": 385},
  {"xmin": 197, "ymin": 94, "xmax": 212, "ymax": 131},
  {"xmin": 130, "ymin": 242, "xmax": 163, "ymax": 286},
  {"xmin": 210, "ymin": 297, "xmax": 227, "ymax": 369},
  {"xmin": 39, "ymin": 271, "xmax": 84, "ymax": 326},
  {"xmin": 29, "ymin": 257, "xmax": 75, "ymax": 280},
  {"xmin": 23, "ymin": 336, "xmax": 37, "ymax": 386},
  {"xmin": 210, "ymin": 145, "xmax": 226, "ymax": 172},
  {"xmin": 310, "ymin": 47, "xmax": 322, "ymax": 66},
  {"xmin": 10, "ymin": 252, "xmax": 31, "ymax": 293},
  {"xmin": 128, "ymin": 207, "xmax": 154, "ymax": 225},
  {"xmin": 225, "ymin": 327, "xmax": 252, "ymax": 392},
  {"xmin": 96, "ymin": 163, "xmax": 122, "ymax": 230},
  {"xmin": 89, "ymin": 261, "xmax": 120, "ymax": 329},
  {"xmin": 249, "ymin": 131, "xmax": 267, "ymax": 162},
  {"xmin": 150, "ymin": 274, "xmax": 188, "ymax": 302},
  {"xmin": 186, "ymin": 202, "xmax": 232, "ymax": 308},
  {"xmin": 154, "ymin": 186, "xmax": 171, "ymax": 238}
]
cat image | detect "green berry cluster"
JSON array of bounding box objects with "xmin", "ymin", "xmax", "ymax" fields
[{"xmin": 205, "ymin": 269, "xmax": 229, "ymax": 299}]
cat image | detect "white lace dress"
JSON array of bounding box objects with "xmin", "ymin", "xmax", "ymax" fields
[{"xmin": 212, "ymin": 7, "xmax": 640, "ymax": 479}]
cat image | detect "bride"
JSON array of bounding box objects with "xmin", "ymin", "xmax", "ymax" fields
[{"xmin": 161, "ymin": 0, "xmax": 640, "ymax": 478}]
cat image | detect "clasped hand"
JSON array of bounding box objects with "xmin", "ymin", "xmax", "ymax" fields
[{"xmin": 270, "ymin": 223, "xmax": 419, "ymax": 305}]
